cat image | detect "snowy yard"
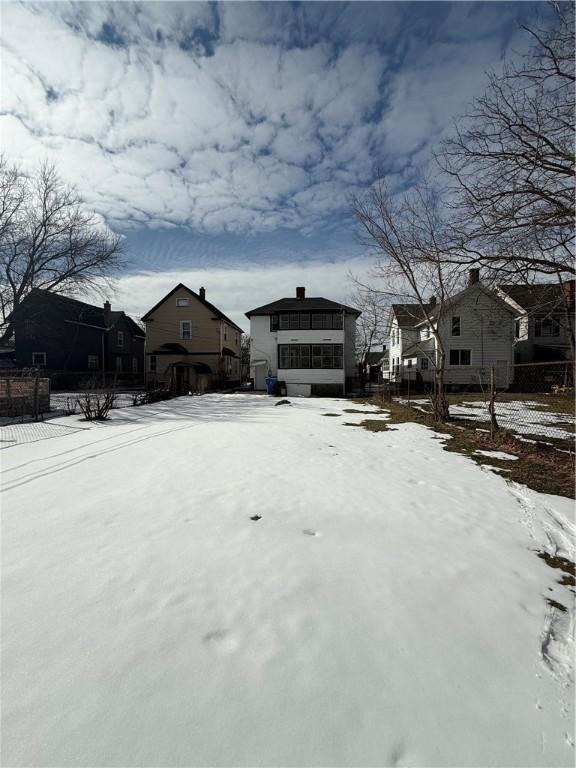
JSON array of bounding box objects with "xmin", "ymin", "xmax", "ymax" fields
[
  {"xmin": 403, "ymin": 397, "xmax": 575, "ymax": 444},
  {"xmin": 1, "ymin": 393, "xmax": 574, "ymax": 767}
]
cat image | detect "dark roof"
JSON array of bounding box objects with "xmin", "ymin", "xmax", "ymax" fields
[
  {"xmin": 391, "ymin": 303, "xmax": 433, "ymax": 328},
  {"xmin": 13, "ymin": 289, "xmax": 143, "ymax": 335},
  {"xmin": 498, "ymin": 283, "xmax": 568, "ymax": 313},
  {"xmin": 245, "ymin": 297, "xmax": 360, "ymax": 317},
  {"xmin": 402, "ymin": 338, "xmax": 435, "ymax": 357},
  {"xmin": 141, "ymin": 283, "xmax": 243, "ymax": 332},
  {"xmin": 365, "ymin": 351, "xmax": 386, "ymax": 366}
]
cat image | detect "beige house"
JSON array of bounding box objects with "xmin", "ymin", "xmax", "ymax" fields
[{"xmin": 142, "ymin": 284, "xmax": 243, "ymax": 391}]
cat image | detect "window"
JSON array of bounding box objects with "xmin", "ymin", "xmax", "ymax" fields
[
  {"xmin": 116, "ymin": 356, "xmax": 123, "ymax": 372},
  {"xmin": 515, "ymin": 320, "xmax": 520, "ymax": 339},
  {"xmin": 176, "ymin": 298, "xmax": 189, "ymax": 307},
  {"xmin": 451, "ymin": 316, "xmax": 461, "ymax": 336},
  {"xmin": 420, "ymin": 358, "xmax": 429, "ymax": 370},
  {"xmin": 224, "ymin": 325, "xmax": 228, "ymax": 340},
  {"xmin": 88, "ymin": 355, "xmax": 99, "ymax": 370},
  {"xmin": 117, "ymin": 330, "xmax": 124, "ymax": 347},
  {"xmin": 149, "ymin": 355, "xmax": 157, "ymax": 373},
  {"xmin": 270, "ymin": 315, "xmax": 279, "ymax": 331},
  {"xmin": 407, "ymin": 359, "xmax": 413, "ymax": 368},
  {"xmin": 278, "ymin": 344, "xmax": 343, "ymax": 369},
  {"xmin": 311, "ymin": 313, "xmax": 331, "ymax": 330},
  {"xmin": 535, "ymin": 316, "xmax": 560, "ymax": 337},
  {"xmin": 24, "ymin": 320, "xmax": 37, "ymax": 337},
  {"xmin": 424, "ymin": 327, "xmax": 430, "ymax": 339},
  {"xmin": 299, "ymin": 314, "xmax": 310, "ymax": 329},
  {"xmin": 32, "ymin": 352, "xmax": 46, "ymax": 367},
  {"xmin": 180, "ymin": 320, "xmax": 191, "ymax": 339},
  {"xmin": 449, "ymin": 349, "xmax": 471, "ymax": 366},
  {"xmin": 132, "ymin": 357, "xmax": 138, "ymax": 373},
  {"xmin": 279, "ymin": 314, "xmax": 290, "ymax": 330}
]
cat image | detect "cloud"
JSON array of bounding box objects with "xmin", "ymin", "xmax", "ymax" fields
[
  {"xmin": 82, "ymin": 256, "xmax": 374, "ymax": 333},
  {"xmin": 1, "ymin": 1, "xmax": 543, "ymax": 242}
]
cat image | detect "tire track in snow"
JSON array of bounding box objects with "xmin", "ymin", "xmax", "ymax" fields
[{"xmin": 1, "ymin": 421, "xmax": 206, "ymax": 494}]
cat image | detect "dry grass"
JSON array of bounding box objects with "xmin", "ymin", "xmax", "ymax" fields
[{"xmin": 351, "ymin": 397, "xmax": 575, "ymax": 499}]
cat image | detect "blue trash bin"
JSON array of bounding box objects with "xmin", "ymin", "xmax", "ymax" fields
[{"xmin": 265, "ymin": 376, "xmax": 277, "ymax": 395}]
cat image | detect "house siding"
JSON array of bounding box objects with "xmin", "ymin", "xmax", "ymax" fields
[
  {"xmin": 249, "ymin": 310, "xmax": 357, "ymax": 395},
  {"xmin": 144, "ymin": 286, "xmax": 240, "ymax": 386}
]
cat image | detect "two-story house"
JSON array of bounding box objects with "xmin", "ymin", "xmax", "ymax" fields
[
  {"xmin": 142, "ymin": 284, "xmax": 243, "ymax": 391},
  {"xmin": 389, "ymin": 271, "xmax": 520, "ymax": 389},
  {"xmin": 496, "ymin": 281, "xmax": 574, "ymax": 363},
  {"xmin": 11, "ymin": 289, "xmax": 145, "ymax": 377},
  {"xmin": 245, "ymin": 287, "xmax": 360, "ymax": 396}
]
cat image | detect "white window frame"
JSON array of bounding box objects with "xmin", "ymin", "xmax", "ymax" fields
[
  {"xmin": 176, "ymin": 298, "xmax": 189, "ymax": 307},
  {"xmin": 180, "ymin": 320, "xmax": 192, "ymax": 340},
  {"xmin": 32, "ymin": 352, "xmax": 46, "ymax": 367}
]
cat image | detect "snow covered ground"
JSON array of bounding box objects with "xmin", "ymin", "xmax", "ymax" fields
[
  {"xmin": 1, "ymin": 394, "xmax": 575, "ymax": 767},
  {"xmin": 403, "ymin": 397, "xmax": 574, "ymax": 442}
]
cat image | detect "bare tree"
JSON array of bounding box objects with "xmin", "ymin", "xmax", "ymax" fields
[
  {"xmin": 354, "ymin": 180, "xmax": 463, "ymax": 422},
  {"xmin": 240, "ymin": 334, "xmax": 250, "ymax": 382},
  {"xmin": 0, "ymin": 157, "xmax": 123, "ymax": 342},
  {"xmin": 439, "ymin": 3, "xmax": 575, "ymax": 279},
  {"xmin": 348, "ymin": 287, "xmax": 389, "ymax": 373}
]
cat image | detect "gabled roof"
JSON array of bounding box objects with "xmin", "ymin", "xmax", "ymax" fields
[
  {"xmin": 142, "ymin": 283, "xmax": 243, "ymax": 332},
  {"xmin": 13, "ymin": 289, "xmax": 143, "ymax": 335},
  {"xmin": 391, "ymin": 303, "xmax": 433, "ymax": 328},
  {"xmin": 365, "ymin": 351, "xmax": 387, "ymax": 366},
  {"xmin": 497, "ymin": 283, "xmax": 568, "ymax": 313},
  {"xmin": 402, "ymin": 338, "xmax": 435, "ymax": 357},
  {"xmin": 245, "ymin": 297, "xmax": 360, "ymax": 317},
  {"xmin": 413, "ymin": 283, "xmax": 520, "ymax": 327}
]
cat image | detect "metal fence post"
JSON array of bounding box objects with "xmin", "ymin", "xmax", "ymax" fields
[{"xmin": 489, "ymin": 366, "xmax": 498, "ymax": 439}]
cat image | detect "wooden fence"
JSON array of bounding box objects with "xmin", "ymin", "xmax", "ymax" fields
[{"xmin": 0, "ymin": 377, "xmax": 50, "ymax": 419}]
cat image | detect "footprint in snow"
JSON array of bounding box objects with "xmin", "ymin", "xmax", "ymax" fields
[
  {"xmin": 303, "ymin": 529, "xmax": 320, "ymax": 537},
  {"xmin": 250, "ymin": 515, "xmax": 262, "ymax": 521},
  {"xmin": 202, "ymin": 629, "xmax": 239, "ymax": 654}
]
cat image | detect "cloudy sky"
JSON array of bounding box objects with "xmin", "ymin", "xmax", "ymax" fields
[{"xmin": 1, "ymin": 1, "xmax": 547, "ymax": 330}]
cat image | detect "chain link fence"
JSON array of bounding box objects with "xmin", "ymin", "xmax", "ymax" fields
[
  {"xmin": 373, "ymin": 360, "xmax": 575, "ymax": 449},
  {"xmin": 0, "ymin": 368, "xmax": 146, "ymax": 425}
]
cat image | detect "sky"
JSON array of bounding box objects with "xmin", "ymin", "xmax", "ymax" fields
[{"xmin": 0, "ymin": 0, "xmax": 549, "ymax": 331}]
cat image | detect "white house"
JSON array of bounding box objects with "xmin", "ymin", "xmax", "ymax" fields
[
  {"xmin": 389, "ymin": 271, "xmax": 520, "ymax": 390},
  {"xmin": 245, "ymin": 287, "xmax": 360, "ymax": 396}
]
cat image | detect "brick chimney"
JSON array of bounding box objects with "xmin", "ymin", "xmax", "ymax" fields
[
  {"xmin": 468, "ymin": 268, "xmax": 480, "ymax": 286},
  {"xmin": 563, "ymin": 279, "xmax": 575, "ymax": 308},
  {"xmin": 103, "ymin": 300, "xmax": 111, "ymax": 326},
  {"xmin": 199, "ymin": 287, "xmax": 206, "ymax": 300},
  {"xmin": 296, "ymin": 286, "xmax": 305, "ymax": 300}
]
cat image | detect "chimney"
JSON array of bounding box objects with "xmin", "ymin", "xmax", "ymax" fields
[
  {"xmin": 563, "ymin": 279, "xmax": 575, "ymax": 308},
  {"xmin": 103, "ymin": 300, "xmax": 111, "ymax": 324},
  {"xmin": 199, "ymin": 287, "xmax": 206, "ymax": 300},
  {"xmin": 429, "ymin": 296, "xmax": 437, "ymax": 306},
  {"xmin": 468, "ymin": 268, "xmax": 480, "ymax": 286},
  {"xmin": 296, "ymin": 286, "xmax": 305, "ymax": 300}
]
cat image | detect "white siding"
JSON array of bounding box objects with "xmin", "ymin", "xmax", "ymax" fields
[
  {"xmin": 249, "ymin": 311, "xmax": 357, "ymax": 394},
  {"xmin": 249, "ymin": 316, "xmax": 277, "ymax": 389},
  {"xmin": 439, "ymin": 285, "xmax": 515, "ymax": 387}
]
